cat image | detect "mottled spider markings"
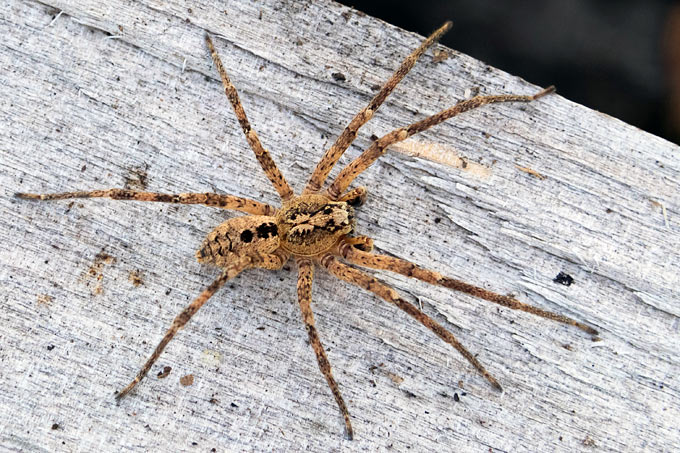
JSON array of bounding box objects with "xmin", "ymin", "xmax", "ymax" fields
[{"xmin": 16, "ymin": 21, "xmax": 598, "ymax": 440}]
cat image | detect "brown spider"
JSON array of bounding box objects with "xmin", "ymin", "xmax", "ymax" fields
[{"xmin": 16, "ymin": 21, "xmax": 598, "ymax": 439}]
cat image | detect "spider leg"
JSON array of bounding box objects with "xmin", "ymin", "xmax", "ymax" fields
[
  {"xmin": 327, "ymin": 86, "xmax": 555, "ymax": 199},
  {"xmin": 205, "ymin": 35, "xmax": 294, "ymax": 201},
  {"xmin": 304, "ymin": 21, "xmax": 452, "ymax": 194},
  {"xmin": 338, "ymin": 240, "xmax": 598, "ymax": 335},
  {"xmin": 254, "ymin": 250, "xmax": 290, "ymax": 270},
  {"xmin": 342, "ymin": 235, "xmax": 374, "ymax": 252},
  {"xmin": 115, "ymin": 258, "xmax": 250, "ymax": 400},
  {"xmin": 296, "ymin": 258, "xmax": 354, "ymax": 440},
  {"xmin": 319, "ymin": 254, "xmax": 502, "ymax": 391},
  {"xmin": 15, "ymin": 189, "xmax": 275, "ymax": 215},
  {"xmin": 338, "ymin": 186, "xmax": 367, "ymax": 207}
]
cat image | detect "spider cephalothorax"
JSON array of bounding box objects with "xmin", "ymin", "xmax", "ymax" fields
[
  {"xmin": 17, "ymin": 21, "xmax": 598, "ymax": 440},
  {"xmin": 277, "ymin": 195, "xmax": 355, "ymax": 256}
]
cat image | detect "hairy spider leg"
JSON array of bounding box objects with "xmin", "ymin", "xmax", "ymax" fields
[
  {"xmin": 115, "ymin": 261, "xmax": 247, "ymax": 400},
  {"xmin": 304, "ymin": 21, "xmax": 453, "ymax": 194},
  {"xmin": 14, "ymin": 189, "xmax": 276, "ymax": 216},
  {"xmin": 206, "ymin": 35, "xmax": 294, "ymax": 201},
  {"xmin": 327, "ymin": 86, "xmax": 555, "ymax": 199},
  {"xmin": 337, "ymin": 186, "xmax": 368, "ymax": 207},
  {"xmin": 338, "ymin": 240, "xmax": 598, "ymax": 335},
  {"xmin": 296, "ymin": 258, "xmax": 354, "ymax": 440},
  {"xmin": 320, "ymin": 254, "xmax": 502, "ymax": 391}
]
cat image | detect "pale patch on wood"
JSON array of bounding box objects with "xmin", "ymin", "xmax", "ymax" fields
[
  {"xmin": 515, "ymin": 164, "xmax": 547, "ymax": 180},
  {"xmin": 432, "ymin": 49, "xmax": 450, "ymax": 63},
  {"xmin": 650, "ymin": 199, "xmax": 671, "ymax": 229},
  {"xmin": 201, "ymin": 349, "xmax": 222, "ymax": 367},
  {"xmin": 390, "ymin": 140, "xmax": 492, "ymax": 179},
  {"xmin": 128, "ymin": 270, "xmax": 144, "ymax": 287},
  {"xmin": 36, "ymin": 294, "xmax": 54, "ymax": 306},
  {"xmin": 124, "ymin": 165, "xmax": 149, "ymax": 190},
  {"xmin": 81, "ymin": 250, "xmax": 116, "ymax": 295}
]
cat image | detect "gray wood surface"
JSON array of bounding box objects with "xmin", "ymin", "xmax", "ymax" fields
[{"xmin": 2, "ymin": 0, "xmax": 678, "ymax": 451}]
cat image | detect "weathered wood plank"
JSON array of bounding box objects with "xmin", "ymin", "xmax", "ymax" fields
[{"xmin": 1, "ymin": 0, "xmax": 678, "ymax": 451}]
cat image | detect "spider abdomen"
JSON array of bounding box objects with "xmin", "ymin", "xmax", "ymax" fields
[
  {"xmin": 196, "ymin": 215, "xmax": 279, "ymax": 267},
  {"xmin": 276, "ymin": 194, "xmax": 355, "ymax": 256}
]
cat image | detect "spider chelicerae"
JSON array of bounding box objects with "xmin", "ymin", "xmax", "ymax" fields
[{"xmin": 17, "ymin": 21, "xmax": 598, "ymax": 439}]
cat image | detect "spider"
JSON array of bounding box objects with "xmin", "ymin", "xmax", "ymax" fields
[{"xmin": 16, "ymin": 21, "xmax": 598, "ymax": 439}]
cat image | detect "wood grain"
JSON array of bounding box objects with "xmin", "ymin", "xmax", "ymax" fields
[{"xmin": 1, "ymin": 0, "xmax": 678, "ymax": 451}]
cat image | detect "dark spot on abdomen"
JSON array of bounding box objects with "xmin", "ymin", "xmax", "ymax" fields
[
  {"xmin": 240, "ymin": 230, "xmax": 253, "ymax": 243},
  {"xmin": 256, "ymin": 222, "xmax": 278, "ymax": 238}
]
